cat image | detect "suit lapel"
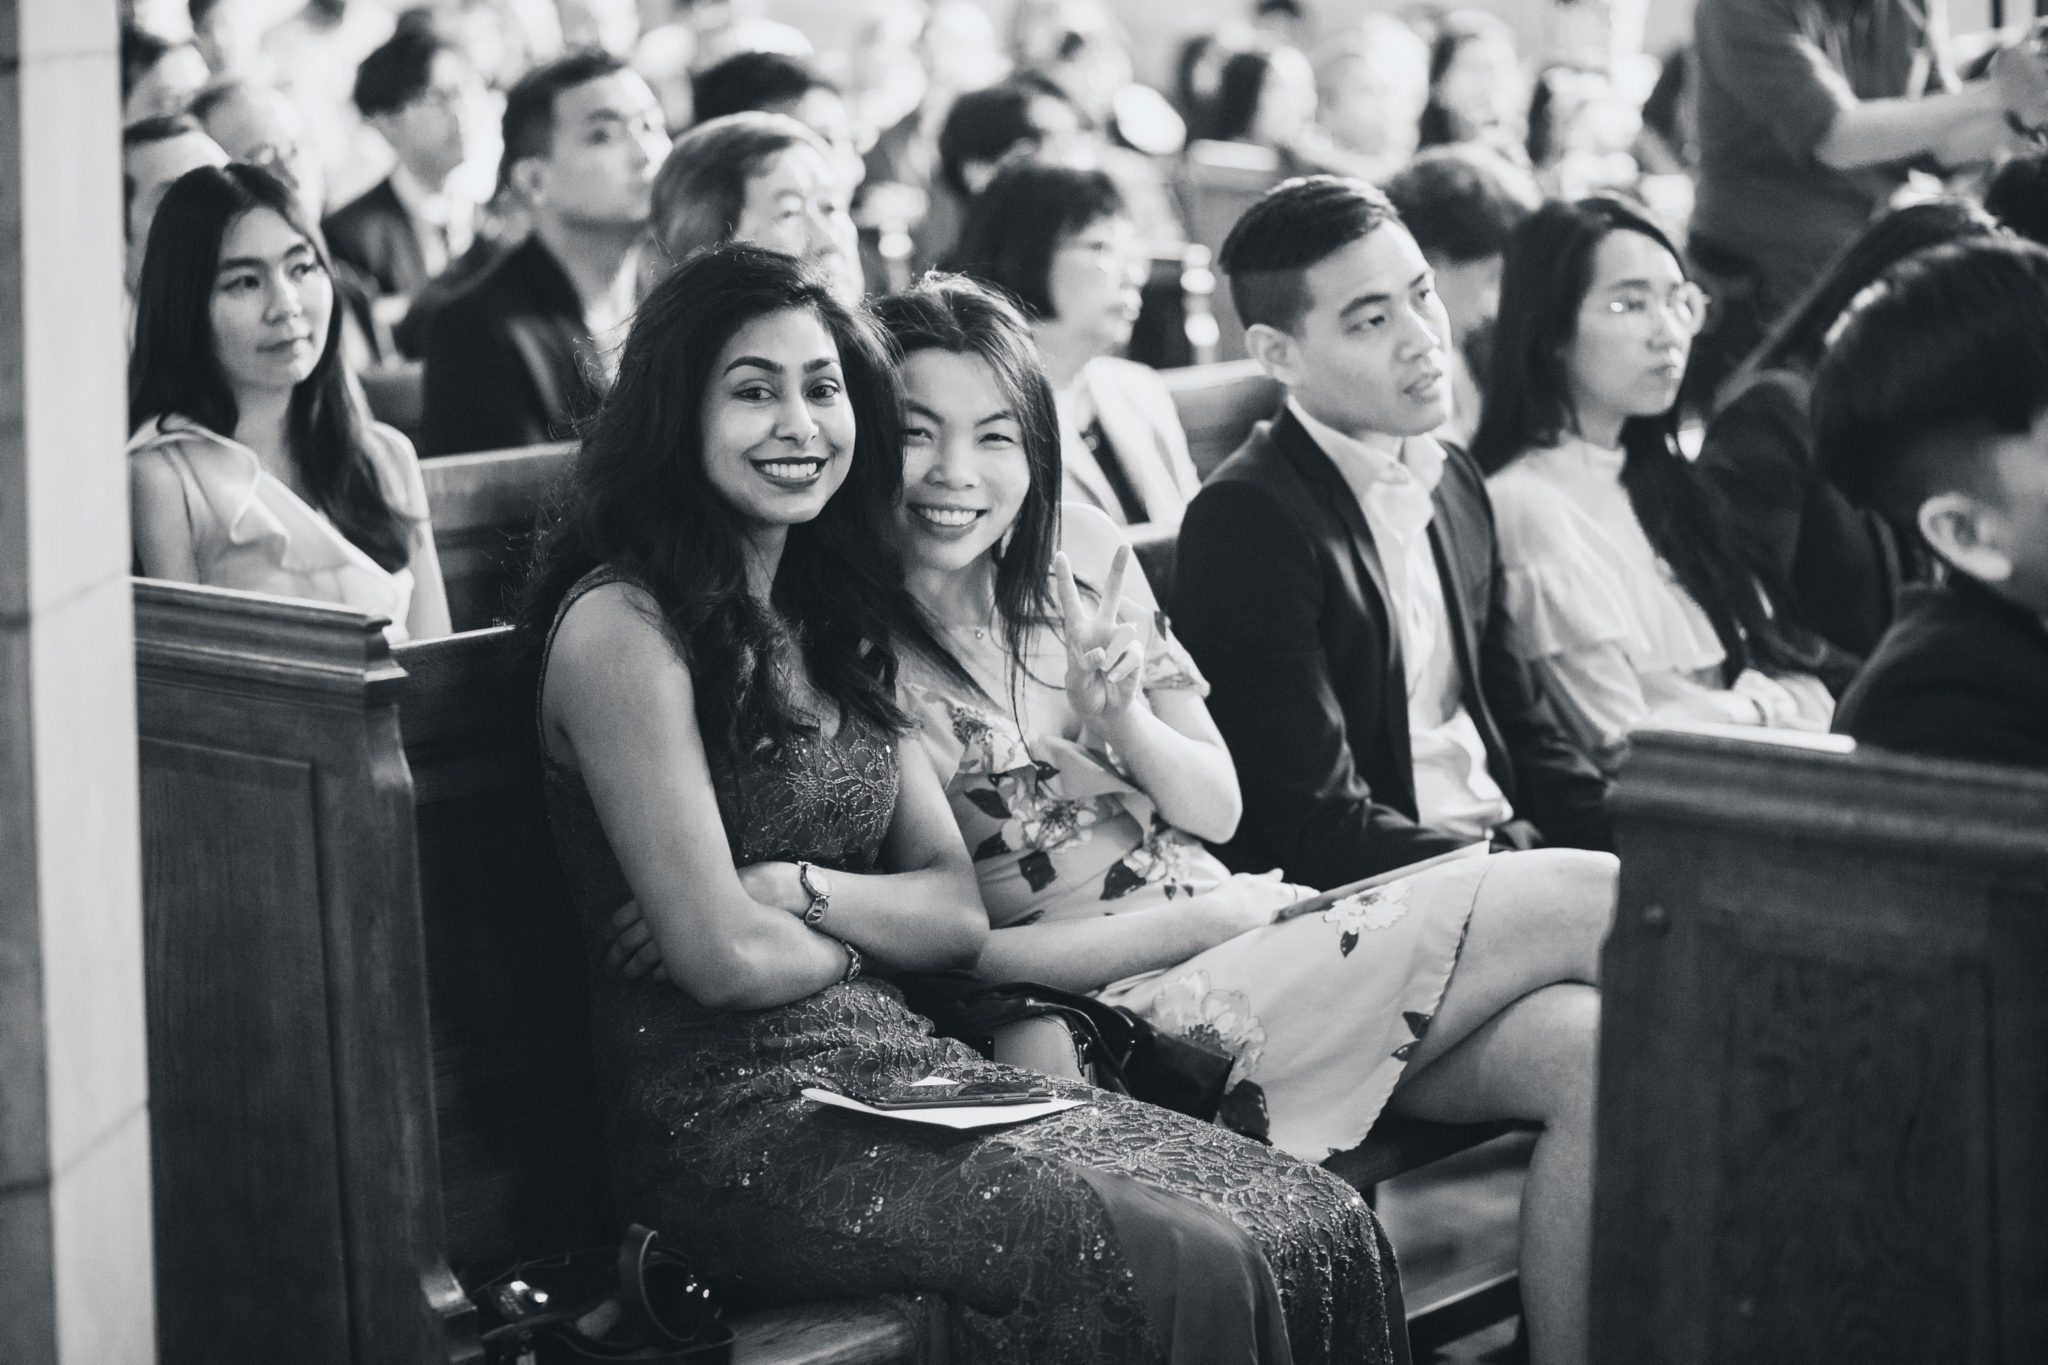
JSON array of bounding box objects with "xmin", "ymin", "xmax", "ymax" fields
[
  {"xmin": 1272, "ymin": 410, "xmax": 1402, "ymax": 680},
  {"xmin": 1087, "ymin": 367, "xmax": 1180, "ymax": 518},
  {"xmin": 372, "ymin": 180, "xmax": 429, "ymax": 291},
  {"xmin": 1057, "ymin": 393, "xmax": 1130, "ymax": 524}
]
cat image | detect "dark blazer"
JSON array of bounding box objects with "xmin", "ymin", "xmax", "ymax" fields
[
  {"xmin": 1834, "ymin": 574, "xmax": 2048, "ymax": 770},
  {"xmin": 1173, "ymin": 407, "xmax": 1611, "ymax": 886},
  {"xmin": 420, "ymin": 235, "xmax": 599, "ymax": 457},
  {"xmin": 323, "ymin": 177, "xmax": 430, "ymax": 301}
]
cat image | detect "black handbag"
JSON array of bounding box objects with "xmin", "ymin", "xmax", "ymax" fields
[
  {"xmin": 896, "ymin": 971, "xmax": 1235, "ymax": 1122},
  {"xmin": 470, "ymin": 1224, "xmax": 735, "ymax": 1364}
]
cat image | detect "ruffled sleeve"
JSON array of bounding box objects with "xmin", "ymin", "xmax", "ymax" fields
[
  {"xmin": 1489, "ymin": 467, "xmax": 1651, "ymax": 660},
  {"xmin": 1487, "ymin": 459, "xmax": 1725, "ymax": 676}
]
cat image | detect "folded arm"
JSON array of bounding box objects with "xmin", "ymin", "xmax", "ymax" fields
[{"xmin": 547, "ymin": 582, "xmax": 984, "ymax": 1010}]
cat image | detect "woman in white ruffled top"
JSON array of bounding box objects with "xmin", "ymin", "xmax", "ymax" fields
[
  {"xmin": 1470, "ymin": 198, "xmax": 1831, "ymax": 774},
  {"xmin": 128, "ymin": 163, "xmax": 449, "ymax": 642}
]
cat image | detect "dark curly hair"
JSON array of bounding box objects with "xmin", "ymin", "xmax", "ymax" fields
[{"xmin": 518, "ymin": 244, "xmax": 918, "ymax": 759}]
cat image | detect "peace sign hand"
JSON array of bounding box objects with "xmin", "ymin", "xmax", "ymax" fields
[{"xmin": 1054, "ymin": 544, "xmax": 1145, "ymax": 721}]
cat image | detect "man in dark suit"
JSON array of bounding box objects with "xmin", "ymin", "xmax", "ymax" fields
[
  {"xmin": 421, "ymin": 50, "xmax": 669, "ymax": 456},
  {"xmin": 1813, "ymin": 236, "xmax": 2048, "ymax": 770},
  {"xmin": 1174, "ymin": 176, "xmax": 1610, "ymax": 887},
  {"xmin": 325, "ymin": 21, "xmax": 489, "ymax": 357}
]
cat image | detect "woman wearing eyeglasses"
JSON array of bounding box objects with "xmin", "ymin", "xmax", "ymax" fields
[{"xmin": 1469, "ymin": 198, "xmax": 1832, "ymax": 776}]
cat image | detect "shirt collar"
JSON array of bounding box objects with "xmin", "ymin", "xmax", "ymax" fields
[
  {"xmin": 1287, "ymin": 396, "xmax": 1446, "ymax": 496},
  {"xmin": 388, "ymin": 162, "xmax": 454, "ymax": 228}
]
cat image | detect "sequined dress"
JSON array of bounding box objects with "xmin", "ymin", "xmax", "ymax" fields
[{"xmin": 538, "ymin": 568, "xmax": 1408, "ymax": 1365}]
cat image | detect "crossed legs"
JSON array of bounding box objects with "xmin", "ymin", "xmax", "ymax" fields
[{"xmin": 1384, "ymin": 848, "xmax": 1618, "ymax": 1365}]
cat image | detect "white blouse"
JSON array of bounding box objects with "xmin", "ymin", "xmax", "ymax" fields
[
  {"xmin": 1486, "ymin": 437, "xmax": 1831, "ymax": 772},
  {"xmin": 128, "ymin": 415, "xmax": 422, "ymax": 640}
]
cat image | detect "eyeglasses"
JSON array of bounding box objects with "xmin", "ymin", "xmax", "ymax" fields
[{"xmin": 1595, "ymin": 281, "xmax": 1708, "ymax": 335}]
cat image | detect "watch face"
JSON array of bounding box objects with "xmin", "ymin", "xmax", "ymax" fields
[{"xmin": 807, "ymin": 864, "xmax": 833, "ymax": 898}]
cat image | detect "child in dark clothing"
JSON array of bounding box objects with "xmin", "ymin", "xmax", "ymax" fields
[{"xmin": 1812, "ymin": 237, "xmax": 2048, "ymax": 769}]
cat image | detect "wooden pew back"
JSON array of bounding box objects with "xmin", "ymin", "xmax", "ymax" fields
[
  {"xmin": 422, "ymin": 442, "xmax": 576, "ymax": 632},
  {"xmin": 392, "ymin": 625, "xmax": 614, "ymax": 1277},
  {"xmin": 1162, "ymin": 360, "xmax": 1281, "ymax": 480},
  {"xmin": 134, "ymin": 581, "xmax": 475, "ymax": 1363},
  {"xmin": 1595, "ymin": 729, "xmax": 2048, "ymax": 1364}
]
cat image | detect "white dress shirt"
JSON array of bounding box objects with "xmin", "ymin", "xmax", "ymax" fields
[
  {"xmin": 387, "ymin": 162, "xmax": 474, "ymax": 282},
  {"xmin": 1288, "ymin": 399, "xmax": 1514, "ymax": 839}
]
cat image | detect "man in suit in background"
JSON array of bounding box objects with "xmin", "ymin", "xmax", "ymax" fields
[
  {"xmin": 1815, "ymin": 237, "xmax": 2048, "ymax": 770},
  {"xmin": 327, "ymin": 20, "xmax": 489, "ymax": 357},
  {"xmin": 421, "ymin": 50, "xmax": 667, "ymax": 456},
  {"xmin": 1174, "ymin": 176, "xmax": 1611, "ymax": 888}
]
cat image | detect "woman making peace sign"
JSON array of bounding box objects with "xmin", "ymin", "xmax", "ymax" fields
[{"xmin": 879, "ymin": 277, "xmax": 1616, "ymax": 1365}]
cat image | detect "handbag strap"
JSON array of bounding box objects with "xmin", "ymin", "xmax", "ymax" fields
[{"xmin": 618, "ymin": 1224, "xmax": 725, "ymax": 1350}]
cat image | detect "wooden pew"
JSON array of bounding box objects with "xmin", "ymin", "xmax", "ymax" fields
[
  {"xmin": 1594, "ymin": 727, "xmax": 2048, "ymax": 1364},
  {"xmin": 421, "ymin": 442, "xmax": 576, "ymax": 632},
  {"xmin": 1161, "ymin": 359, "xmax": 1281, "ymax": 480},
  {"xmin": 1172, "ymin": 141, "xmax": 1286, "ymax": 363},
  {"xmin": 134, "ymin": 581, "xmax": 936, "ymax": 1363}
]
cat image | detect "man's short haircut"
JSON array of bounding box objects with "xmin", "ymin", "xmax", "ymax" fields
[
  {"xmin": 1218, "ymin": 174, "xmax": 1402, "ymax": 334},
  {"xmin": 1384, "ymin": 146, "xmax": 1540, "ymax": 264},
  {"xmin": 353, "ymin": 20, "xmax": 447, "ymax": 118},
  {"xmin": 121, "ymin": 23, "xmax": 174, "ymax": 104},
  {"xmin": 498, "ymin": 48, "xmax": 628, "ymax": 191},
  {"xmin": 936, "ymin": 74, "xmax": 1067, "ymax": 199},
  {"xmin": 1985, "ymin": 150, "xmax": 2048, "ymax": 249},
  {"xmin": 692, "ymin": 51, "xmax": 835, "ymax": 124},
  {"xmin": 1813, "ymin": 237, "xmax": 2048, "ymax": 528}
]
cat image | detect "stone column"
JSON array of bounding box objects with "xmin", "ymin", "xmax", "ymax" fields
[{"xmin": 0, "ymin": 1, "xmax": 157, "ymax": 1362}]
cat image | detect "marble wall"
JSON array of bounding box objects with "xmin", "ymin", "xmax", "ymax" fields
[{"xmin": 0, "ymin": 1, "xmax": 156, "ymax": 1361}]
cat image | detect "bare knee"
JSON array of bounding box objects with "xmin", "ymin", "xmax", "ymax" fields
[
  {"xmin": 1477, "ymin": 848, "xmax": 1617, "ymax": 981},
  {"xmin": 1523, "ymin": 983, "xmax": 1600, "ymax": 1128}
]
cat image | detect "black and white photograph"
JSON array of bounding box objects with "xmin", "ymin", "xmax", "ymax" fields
[{"xmin": 5, "ymin": 0, "xmax": 2047, "ymax": 1360}]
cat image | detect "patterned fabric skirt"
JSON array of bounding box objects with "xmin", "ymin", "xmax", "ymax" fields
[{"xmin": 1098, "ymin": 853, "xmax": 1494, "ymax": 1162}]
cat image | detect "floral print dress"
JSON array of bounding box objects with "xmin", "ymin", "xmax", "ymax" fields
[{"xmin": 902, "ymin": 506, "xmax": 1493, "ymax": 1162}]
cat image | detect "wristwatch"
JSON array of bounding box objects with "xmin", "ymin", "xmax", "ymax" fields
[{"xmin": 796, "ymin": 860, "xmax": 832, "ymax": 927}]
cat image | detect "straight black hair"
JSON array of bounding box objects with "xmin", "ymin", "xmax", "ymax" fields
[
  {"xmin": 870, "ymin": 275, "xmax": 1065, "ymax": 699},
  {"xmin": 353, "ymin": 18, "xmax": 448, "ymax": 118},
  {"xmin": 1218, "ymin": 174, "xmax": 1402, "ymax": 334},
  {"xmin": 1813, "ymin": 236, "xmax": 2048, "ymax": 527},
  {"xmin": 692, "ymin": 50, "xmax": 836, "ymax": 124},
  {"xmin": 129, "ymin": 162, "xmax": 410, "ymax": 571},
  {"xmin": 518, "ymin": 244, "xmax": 917, "ymax": 759},
  {"xmin": 1472, "ymin": 196, "xmax": 1815, "ymax": 682},
  {"xmin": 945, "ymin": 159, "xmax": 1126, "ymax": 319}
]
